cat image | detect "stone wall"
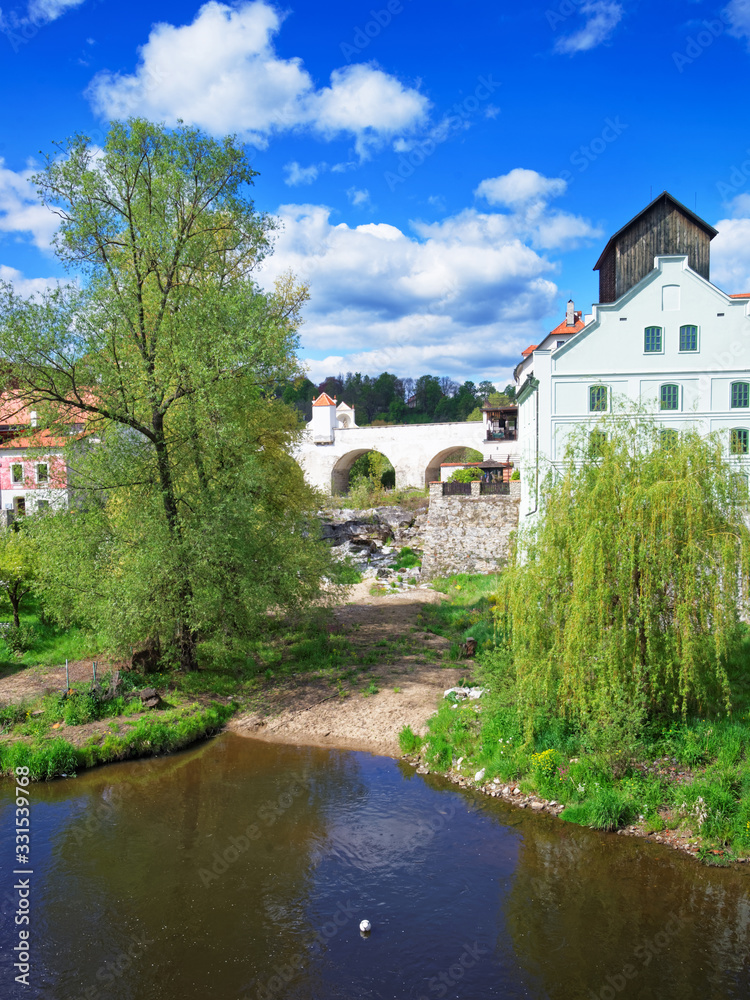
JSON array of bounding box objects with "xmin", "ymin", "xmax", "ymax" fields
[{"xmin": 421, "ymin": 480, "xmax": 521, "ymax": 578}]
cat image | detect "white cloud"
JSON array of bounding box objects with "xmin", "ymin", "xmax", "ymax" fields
[
  {"xmin": 711, "ymin": 217, "xmax": 750, "ymax": 292},
  {"xmin": 87, "ymin": 1, "xmax": 429, "ymax": 155},
  {"xmin": 284, "ymin": 161, "xmax": 321, "ymax": 186},
  {"xmin": 476, "ymin": 168, "xmax": 567, "ymax": 207},
  {"xmin": 0, "ymin": 159, "xmax": 58, "ymax": 250},
  {"xmin": 257, "ymin": 188, "xmax": 600, "ymax": 382},
  {"xmin": 725, "ymin": 0, "xmax": 750, "ymax": 42},
  {"xmin": 0, "ymin": 265, "xmax": 62, "ymax": 297},
  {"xmin": 347, "ymin": 187, "xmax": 370, "ymax": 207},
  {"xmin": 27, "ymin": 0, "xmax": 85, "ymax": 22},
  {"xmin": 555, "ymin": 1, "xmax": 623, "ymax": 55}
]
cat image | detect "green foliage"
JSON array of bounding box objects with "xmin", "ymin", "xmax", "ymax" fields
[
  {"xmin": 510, "ymin": 469, "xmax": 520, "ymax": 481},
  {"xmin": 562, "ymin": 787, "xmax": 634, "ymax": 831},
  {"xmin": 1, "ymin": 119, "xmax": 333, "ymax": 670},
  {"xmin": 398, "ymin": 725, "xmax": 423, "ymax": 754},
  {"xmin": 3, "ymin": 623, "xmax": 36, "ymax": 654},
  {"xmin": 497, "ymin": 416, "xmax": 750, "ymax": 735},
  {"xmin": 447, "ymin": 467, "xmax": 482, "ymax": 483},
  {"xmin": 0, "ymin": 525, "xmax": 37, "ymax": 628},
  {"xmin": 467, "ymin": 407, "xmax": 483, "ymax": 421},
  {"xmin": 392, "ymin": 547, "xmax": 421, "ymax": 570}
]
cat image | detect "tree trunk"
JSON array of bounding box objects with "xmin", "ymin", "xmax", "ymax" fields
[{"xmin": 152, "ymin": 411, "xmax": 198, "ymax": 672}]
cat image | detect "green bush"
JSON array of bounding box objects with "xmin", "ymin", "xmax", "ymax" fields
[
  {"xmin": 399, "ymin": 724, "xmax": 423, "ymax": 754},
  {"xmin": 4, "ymin": 624, "xmax": 36, "ymax": 654},
  {"xmin": 447, "ymin": 467, "xmax": 482, "ymax": 483}
]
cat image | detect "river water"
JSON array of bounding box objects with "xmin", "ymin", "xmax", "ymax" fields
[{"xmin": 1, "ymin": 734, "xmax": 748, "ymax": 1000}]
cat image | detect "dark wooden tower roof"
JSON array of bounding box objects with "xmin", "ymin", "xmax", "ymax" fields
[{"xmin": 593, "ymin": 191, "xmax": 717, "ymax": 304}]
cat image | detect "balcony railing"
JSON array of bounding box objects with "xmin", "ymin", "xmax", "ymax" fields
[{"xmin": 485, "ymin": 430, "xmax": 516, "ymax": 441}]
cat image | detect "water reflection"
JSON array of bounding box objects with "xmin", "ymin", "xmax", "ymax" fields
[{"xmin": 0, "ymin": 735, "xmax": 747, "ymax": 1000}]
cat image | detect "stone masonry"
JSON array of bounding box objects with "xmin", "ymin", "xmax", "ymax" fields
[{"xmin": 421, "ymin": 480, "xmax": 521, "ymax": 578}]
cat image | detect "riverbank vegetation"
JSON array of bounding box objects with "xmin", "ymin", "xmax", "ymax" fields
[{"xmin": 411, "ymin": 419, "xmax": 750, "ymax": 861}]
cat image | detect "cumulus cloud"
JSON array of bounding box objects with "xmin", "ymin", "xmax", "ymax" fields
[
  {"xmin": 0, "ymin": 159, "xmax": 58, "ymax": 250},
  {"xmin": 27, "ymin": 0, "xmax": 85, "ymax": 21},
  {"xmin": 0, "ymin": 264, "xmax": 62, "ymax": 297},
  {"xmin": 725, "ymin": 0, "xmax": 750, "ymax": 43},
  {"xmin": 284, "ymin": 161, "xmax": 322, "ymax": 186},
  {"xmin": 476, "ymin": 168, "xmax": 567, "ymax": 207},
  {"xmin": 347, "ymin": 187, "xmax": 370, "ymax": 207},
  {"xmin": 257, "ymin": 187, "xmax": 600, "ymax": 383},
  {"xmin": 86, "ymin": 1, "xmax": 428, "ymax": 155},
  {"xmin": 555, "ymin": 1, "xmax": 623, "ymax": 55},
  {"xmin": 711, "ymin": 216, "xmax": 750, "ymax": 292}
]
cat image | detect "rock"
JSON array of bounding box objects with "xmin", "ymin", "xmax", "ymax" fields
[
  {"xmin": 139, "ymin": 687, "xmax": 163, "ymax": 709},
  {"xmin": 531, "ymin": 801, "xmax": 545, "ymax": 811},
  {"xmin": 474, "ymin": 768, "xmax": 486, "ymax": 782}
]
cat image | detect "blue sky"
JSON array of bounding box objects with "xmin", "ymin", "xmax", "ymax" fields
[{"xmin": 2, "ymin": 0, "xmax": 750, "ymax": 387}]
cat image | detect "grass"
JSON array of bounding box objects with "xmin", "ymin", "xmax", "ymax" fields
[
  {"xmin": 403, "ymin": 573, "xmax": 750, "ymax": 860},
  {"xmin": 0, "ymin": 598, "xmax": 102, "ymax": 670},
  {"xmin": 0, "ymin": 703, "xmax": 234, "ymax": 780}
]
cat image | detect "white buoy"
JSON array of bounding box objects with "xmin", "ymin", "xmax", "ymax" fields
[{"xmin": 359, "ymin": 919, "xmax": 371, "ymax": 933}]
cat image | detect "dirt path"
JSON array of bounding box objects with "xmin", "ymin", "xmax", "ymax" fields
[{"xmin": 229, "ymin": 582, "xmax": 467, "ymax": 757}]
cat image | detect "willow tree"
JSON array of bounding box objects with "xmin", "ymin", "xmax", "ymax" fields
[
  {"xmin": 498, "ymin": 414, "xmax": 750, "ymax": 734},
  {"xmin": 0, "ymin": 119, "xmax": 324, "ymax": 670}
]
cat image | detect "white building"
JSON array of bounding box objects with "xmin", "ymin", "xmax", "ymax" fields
[{"xmin": 517, "ymin": 192, "xmax": 750, "ymax": 518}]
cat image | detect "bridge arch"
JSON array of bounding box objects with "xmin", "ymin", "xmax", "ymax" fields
[
  {"xmin": 424, "ymin": 446, "xmax": 484, "ymax": 486},
  {"xmin": 331, "ymin": 448, "xmax": 397, "ymax": 494}
]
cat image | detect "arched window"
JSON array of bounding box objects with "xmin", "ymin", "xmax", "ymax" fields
[
  {"xmin": 589, "ymin": 385, "xmax": 608, "ymax": 412},
  {"xmin": 660, "ymin": 384, "xmax": 679, "ymax": 410},
  {"xmin": 731, "ymin": 382, "xmax": 749, "ymax": 409},
  {"xmin": 644, "ymin": 326, "xmax": 662, "ymax": 353},
  {"xmin": 730, "ymin": 428, "xmax": 749, "ymax": 455},
  {"xmin": 679, "ymin": 325, "xmax": 698, "ymax": 352},
  {"xmin": 588, "ymin": 430, "xmax": 606, "ymax": 457},
  {"xmin": 660, "ymin": 428, "xmax": 678, "ymax": 450}
]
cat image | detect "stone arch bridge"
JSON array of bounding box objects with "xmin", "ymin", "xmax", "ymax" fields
[{"xmin": 294, "ymin": 421, "xmax": 520, "ymax": 493}]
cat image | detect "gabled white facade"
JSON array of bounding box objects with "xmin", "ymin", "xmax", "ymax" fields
[{"xmin": 518, "ymin": 255, "xmax": 750, "ymax": 517}]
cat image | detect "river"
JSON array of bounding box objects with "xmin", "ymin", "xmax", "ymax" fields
[{"xmin": 1, "ymin": 734, "xmax": 748, "ymax": 999}]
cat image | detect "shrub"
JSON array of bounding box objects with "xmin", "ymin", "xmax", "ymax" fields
[
  {"xmin": 399, "ymin": 725, "xmax": 423, "ymax": 754},
  {"xmin": 4, "ymin": 624, "xmax": 36, "ymax": 654}
]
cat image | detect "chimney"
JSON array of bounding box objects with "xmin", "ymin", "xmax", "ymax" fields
[{"xmin": 566, "ymin": 299, "xmax": 575, "ymax": 326}]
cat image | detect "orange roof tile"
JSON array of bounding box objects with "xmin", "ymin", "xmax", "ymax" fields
[
  {"xmin": 521, "ymin": 344, "xmax": 538, "ymax": 358},
  {"xmin": 312, "ymin": 392, "xmax": 337, "ymax": 406},
  {"xmin": 730, "ymin": 293, "xmax": 750, "ymax": 298},
  {"xmin": 549, "ymin": 314, "xmax": 585, "ymax": 336}
]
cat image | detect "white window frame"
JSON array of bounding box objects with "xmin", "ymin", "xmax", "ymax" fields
[{"xmin": 35, "ymin": 462, "xmax": 48, "ymax": 483}]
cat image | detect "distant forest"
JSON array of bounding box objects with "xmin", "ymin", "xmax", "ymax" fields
[{"xmin": 279, "ymin": 372, "xmax": 517, "ymax": 425}]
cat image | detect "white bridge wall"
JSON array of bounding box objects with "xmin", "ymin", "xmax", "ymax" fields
[{"xmin": 293, "ymin": 421, "xmax": 520, "ymax": 493}]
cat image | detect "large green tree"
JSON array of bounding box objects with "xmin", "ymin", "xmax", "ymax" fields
[
  {"xmin": 498, "ymin": 415, "xmax": 750, "ymax": 733},
  {"xmin": 0, "ymin": 119, "xmax": 325, "ymax": 670}
]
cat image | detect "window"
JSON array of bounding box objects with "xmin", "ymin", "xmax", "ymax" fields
[
  {"xmin": 644, "ymin": 326, "xmax": 662, "ymax": 353},
  {"xmin": 589, "ymin": 385, "xmax": 608, "ymax": 412},
  {"xmin": 731, "ymin": 428, "xmax": 749, "ymax": 455},
  {"xmin": 589, "ymin": 430, "xmax": 606, "ymax": 457},
  {"xmin": 660, "ymin": 384, "xmax": 679, "ymax": 410},
  {"xmin": 10, "ymin": 463, "xmax": 22, "ymax": 484},
  {"xmin": 731, "ymin": 382, "xmax": 750, "ymax": 409},
  {"xmin": 35, "ymin": 463, "xmax": 48, "ymax": 483},
  {"xmin": 679, "ymin": 325, "xmax": 698, "ymax": 352},
  {"xmin": 660, "ymin": 429, "xmax": 678, "ymax": 450}
]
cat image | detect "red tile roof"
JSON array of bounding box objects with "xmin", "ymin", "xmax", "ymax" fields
[
  {"xmin": 312, "ymin": 392, "xmax": 337, "ymax": 407},
  {"xmin": 730, "ymin": 293, "xmax": 750, "ymax": 299},
  {"xmin": 521, "ymin": 345, "xmax": 538, "ymax": 357},
  {"xmin": 549, "ymin": 314, "xmax": 585, "ymax": 336}
]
